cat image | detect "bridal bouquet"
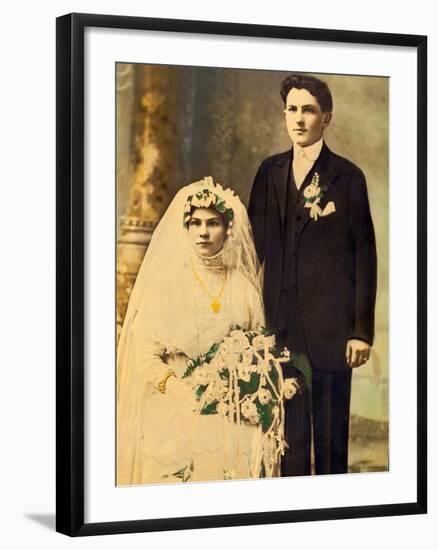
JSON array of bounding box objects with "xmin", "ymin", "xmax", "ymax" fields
[{"xmin": 182, "ymin": 326, "xmax": 296, "ymax": 434}]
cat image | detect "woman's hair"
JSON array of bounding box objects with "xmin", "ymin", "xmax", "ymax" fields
[{"xmin": 280, "ymin": 74, "xmax": 333, "ymax": 113}]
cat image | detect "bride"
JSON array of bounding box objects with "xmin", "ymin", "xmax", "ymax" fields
[{"xmin": 117, "ymin": 177, "xmax": 289, "ymax": 486}]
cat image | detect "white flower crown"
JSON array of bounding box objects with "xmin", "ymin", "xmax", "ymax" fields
[{"xmin": 183, "ymin": 177, "xmax": 235, "ymax": 234}]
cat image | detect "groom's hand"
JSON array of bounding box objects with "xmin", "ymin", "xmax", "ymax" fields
[{"xmin": 346, "ymin": 339, "xmax": 371, "ymax": 368}]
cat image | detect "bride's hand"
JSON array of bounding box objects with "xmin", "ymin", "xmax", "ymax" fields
[{"xmin": 166, "ymin": 353, "xmax": 191, "ymax": 378}]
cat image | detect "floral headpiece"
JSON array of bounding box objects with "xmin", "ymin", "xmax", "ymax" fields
[{"xmin": 183, "ymin": 177, "xmax": 235, "ymax": 235}]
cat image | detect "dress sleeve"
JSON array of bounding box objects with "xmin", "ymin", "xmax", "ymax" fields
[{"xmin": 130, "ymin": 334, "xmax": 173, "ymax": 390}]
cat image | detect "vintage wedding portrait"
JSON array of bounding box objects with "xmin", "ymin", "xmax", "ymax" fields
[{"xmin": 116, "ymin": 64, "xmax": 388, "ymax": 486}]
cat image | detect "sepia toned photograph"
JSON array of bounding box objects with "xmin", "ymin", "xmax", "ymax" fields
[{"xmin": 115, "ymin": 64, "xmax": 389, "ymax": 486}]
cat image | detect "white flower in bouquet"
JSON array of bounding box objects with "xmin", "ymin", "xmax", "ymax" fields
[
  {"xmin": 193, "ymin": 365, "xmax": 211, "ymax": 386},
  {"xmin": 284, "ymin": 378, "xmax": 300, "ymax": 400},
  {"xmin": 240, "ymin": 349, "xmax": 254, "ymax": 367},
  {"xmin": 217, "ymin": 402, "xmax": 229, "ymax": 416},
  {"xmin": 212, "ymin": 353, "xmax": 228, "ymax": 370},
  {"xmin": 237, "ymin": 364, "xmax": 252, "ymax": 383},
  {"xmin": 218, "ymin": 377, "xmax": 229, "ymax": 394},
  {"xmin": 249, "ymin": 363, "xmax": 260, "ymax": 374},
  {"xmin": 241, "ymin": 399, "xmax": 258, "ymax": 419},
  {"xmin": 184, "ymin": 324, "xmax": 291, "ymax": 477},
  {"xmin": 216, "ymin": 379, "xmax": 230, "ymax": 400},
  {"xmin": 251, "ymin": 334, "xmax": 266, "ymax": 351},
  {"xmin": 252, "ymin": 333, "xmax": 276, "ymax": 351},
  {"xmin": 248, "ymin": 414, "xmax": 260, "ymax": 425},
  {"xmin": 258, "ymin": 387, "xmax": 272, "ymax": 405},
  {"xmin": 224, "ymin": 352, "xmax": 240, "ymax": 369},
  {"xmin": 230, "ymin": 329, "xmax": 250, "ymax": 352},
  {"xmin": 221, "ymin": 336, "xmax": 235, "ymax": 354},
  {"xmin": 265, "ymin": 334, "xmax": 276, "ymax": 349}
]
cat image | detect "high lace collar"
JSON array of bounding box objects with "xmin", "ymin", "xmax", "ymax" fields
[{"xmin": 190, "ymin": 248, "xmax": 225, "ymax": 270}]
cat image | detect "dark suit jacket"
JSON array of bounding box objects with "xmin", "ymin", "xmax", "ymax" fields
[{"xmin": 248, "ymin": 143, "xmax": 377, "ymax": 372}]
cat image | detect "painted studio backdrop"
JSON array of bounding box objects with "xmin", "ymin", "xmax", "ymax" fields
[{"xmin": 116, "ymin": 63, "xmax": 389, "ymax": 479}]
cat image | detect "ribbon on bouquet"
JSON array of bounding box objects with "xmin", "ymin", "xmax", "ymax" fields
[{"xmin": 188, "ymin": 338, "xmax": 290, "ymax": 479}]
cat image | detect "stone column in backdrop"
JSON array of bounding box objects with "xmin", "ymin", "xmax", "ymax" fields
[{"xmin": 117, "ymin": 64, "xmax": 178, "ymax": 340}]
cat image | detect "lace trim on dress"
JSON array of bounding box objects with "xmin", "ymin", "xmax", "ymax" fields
[{"xmin": 190, "ymin": 249, "xmax": 225, "ymax": 270}]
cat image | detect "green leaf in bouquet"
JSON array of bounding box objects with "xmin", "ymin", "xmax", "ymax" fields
[
  {"xmin": 244, "ymin": 330, "xmax": 256, "ymax": 345},
  {"xmin": 200, "ymin": 400, "xmax": 219, "ymax": 415},
  {"xmin": 182, "ymin": 356, "xmax": 202, "ymax": 379},
  {"xmin": 204, "ymin": 342, "xmax": 220, "ymax": 363},
  {"xmin": 263, "ymin": 380, "xmax": 279, "ymax": 402},
  {"xmin": 256, "ymin": 401, "xmax": 274, "ymax": 432},
  {"xmin": 195, "ymin": 384, "xmax": 208, "ymax": 401},
  {"xmin": 238, "ymin": 372, "xmax": 260, "ymax": 395},
  {"xmin": 219, "ymin": 368, "xmax": 229, "ymax": 380}
]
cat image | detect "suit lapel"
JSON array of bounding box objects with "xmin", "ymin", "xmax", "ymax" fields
[
  {"xmin": 298, "ymin": 143, "xmax": 339, "ymax": 236},
  {"xmin": 272, "ymin": 149, "xmax": 292, "ymax": 238}
]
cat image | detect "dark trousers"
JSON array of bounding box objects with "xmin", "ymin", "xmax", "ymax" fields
[
  {"xmin": 276, "ymin": 288, "xmax": 353, "ymax": 476},
  {"xmin": 312, "ymin": 368, "xmax": 352, "ymax": 475},
  {"xmin": 281, "ymin": 365, "xmax": 352, "ymax": 476}
]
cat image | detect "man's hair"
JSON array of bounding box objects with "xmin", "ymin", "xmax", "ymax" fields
[{"xmin": 280, "ymin": 74, "xmax": 333, "ymax": 113}]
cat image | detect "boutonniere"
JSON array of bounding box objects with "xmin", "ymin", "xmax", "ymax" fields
[{"xmin": 303, "ymin": 173, "xmax": 335, "ymax": 221}]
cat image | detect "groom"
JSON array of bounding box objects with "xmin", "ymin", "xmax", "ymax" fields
[{"xmin": 248, "ymin": 74, "xmax": 377, "ymax": 475}]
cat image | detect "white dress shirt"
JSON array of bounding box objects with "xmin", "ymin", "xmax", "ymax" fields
[{"xmin": 292, "ymin": 139, "xmax": 324, "ymax": 190}]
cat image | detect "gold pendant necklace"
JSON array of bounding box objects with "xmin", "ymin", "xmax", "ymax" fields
[{"xmin": 191, "ymin": 260, "xmax": 226, "ymax": 314}]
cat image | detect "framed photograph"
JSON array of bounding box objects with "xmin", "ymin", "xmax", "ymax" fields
[{"xmin": 56, "ymin": 12, "xmax": 427, "ymax": 536}]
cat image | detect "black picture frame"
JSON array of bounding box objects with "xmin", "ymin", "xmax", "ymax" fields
[{"xmin": 56, "ymin": 12, "xmax": 427, "ymax": 537}]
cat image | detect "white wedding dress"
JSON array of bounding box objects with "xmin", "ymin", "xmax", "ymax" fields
[{"xmin": 117, "ymin": 178, "xmax": 275, "ymax": 486}]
